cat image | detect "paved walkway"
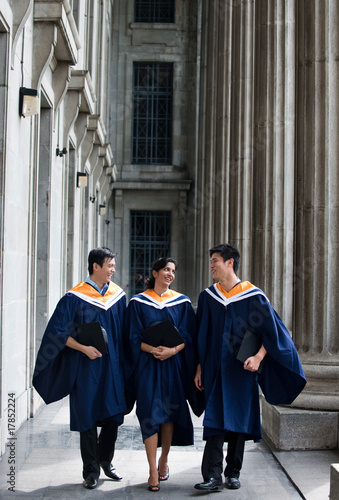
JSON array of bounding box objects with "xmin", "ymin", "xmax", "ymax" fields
[{"xmin": 0, "ymin": 398, "xmax": 338, "ymax": 500}]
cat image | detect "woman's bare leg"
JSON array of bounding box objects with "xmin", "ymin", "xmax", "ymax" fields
[
  {"xmin": 158, "ymin": 422, "xmax": 174, "ymax": 478},
  {"xmin": 144, "ymin": 433, "xmax": 159, "ymax": 489}
]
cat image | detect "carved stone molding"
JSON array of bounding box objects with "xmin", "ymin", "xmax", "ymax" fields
[
  {"xmin": 97, "ymin": 167, "xmax": 111, "ymax": 199},
  {"xmin": 68, "ymin": 70, "xmax": 96, "ymax": 114},
  {"xmin": 10, "ymin": 0, "xmax": 33, "ymax": 69},
  {"xmin": 87, "ymin": 115, "xmax": 106, "ymax": 146},
  {"xmin": 33, "ymin": 0, "xmax": 80, "ymax": 100},
  {"xmin": 93, "ymin": 156, "xmax": 106, "ymax": 187},
  {"xmin": 34, "ymin": 0, "xmax": 80, "ymax": 63},
  {"xmin": 53, "ymin": 61, "xmax": 71, "ymax": 118},
  {"xmin": 32, "ymin": 22, "xmax": 57, "ymax": 90},
  {"xmin": 98, "ymin": 144, "xmax": 115, "ymax": 184},
  {"xmin": 62, "ymin": 90, "xmax": 81, "ymax": 146},
  {"xmin": 105, "ymin": 164, "xmax": 117, "ymax": 184},
  {"xmin": 98, "ymin": 144, "xmax": 113, "ymax": 167},
  {"xmin": 81, "ymin": 130, "xmax": 96, "ymax": 171},
  {"xmin": 73, "ymin": 112, "xmax": 89, "ymax": 152}
]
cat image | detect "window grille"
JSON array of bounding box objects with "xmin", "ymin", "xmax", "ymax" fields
[
  {"xmin": 134, "ymin": 0, "xmax": 175, "ymax": 23},
  {"xmin": 130, "ymin": 210, "xmax": 171, "ymax": 296},
  {"xmin": 132, "ymin": 62, "xmax": 173, "ymax": 165}
]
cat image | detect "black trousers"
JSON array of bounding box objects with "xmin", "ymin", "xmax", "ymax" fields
[
  {"xmin": 80, "ymin": 419, "xmax": 119, "ymax": 480},
  {"xmin": 201, "ymin": 432, "xmax": 246, "ymax": 481}
]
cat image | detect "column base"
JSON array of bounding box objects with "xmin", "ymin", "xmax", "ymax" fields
[
  {"xmin": 261, "ymin": 399, "xmax": 339, "ymax": 450},
  {"xmin": 330, "ymin": 464, "xmax": 339, "ymax": 500},
  {"xmin": 294, "ymin": 360, "xmax": 339, "ymax": 411}
]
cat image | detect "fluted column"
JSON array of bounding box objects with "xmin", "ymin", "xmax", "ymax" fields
[
  {"xmin": 195, "ymin": 0, "xmax": 338, "ymax": 426},
  {"xmin": 252, "ymin": 0, "xmax": 296, "ymax": 328},
  {"xmin": 227, "ymin": 0, "xmax": 255, "ymax": 278},
  {"xmin": 294, "ymin": 0, "xmax": 339, "ymax": 410},
  {"xmin": 196, "ymin": 0, "xmax": 255, "ymax": 289},
  {"xmin": 196, "ymin": 0, "xmax": 231, "ymax": 289}
]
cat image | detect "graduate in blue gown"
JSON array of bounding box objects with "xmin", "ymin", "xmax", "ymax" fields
[
  {"xmin": 125, "ymin": 257, "xmax": 197, "ymax": 492},
  {"xmin": 33, "ymin": 247, "xmax": 127, "ymax": 490},
  {"xmin": 194, "ymin": 244, "xmax": 306, "ymax": 492}
]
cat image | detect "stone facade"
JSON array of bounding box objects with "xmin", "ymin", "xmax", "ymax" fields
[
  {"xmin": 0, "ymin": 0, "xmax": 338, "ymax": 467},
  {"xmin": 108, "ymin": 0, "xmax": 199, "ymax": 297},
  {"xmin": 0, "ymin": 0, "xmax": 115, "ymax": 455}
]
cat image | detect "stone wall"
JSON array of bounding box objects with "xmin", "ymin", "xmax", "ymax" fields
[
  {"xmin": 0, "ymin": 0, "xmax": 116, "ymax": 456},
  {"xmin": 108, "ymin": 0, "xmax": 199, "ymax": 297}
]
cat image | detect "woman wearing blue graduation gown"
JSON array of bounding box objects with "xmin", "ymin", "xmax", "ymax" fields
[{"xmin": 125, "ymin": 257, "xmax": 197, "ymax": 492}]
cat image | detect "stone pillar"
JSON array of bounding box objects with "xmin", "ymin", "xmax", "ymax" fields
[
  {"xmin": 252, "ymin": 0, "xmax": 296, "ymax": 328},
  {"xmin": 293, "ymin": 0, "xmax": 339, "ymax": 412},
  {"xmin": 196, "ymin": 0, "xmax": 255, "ymax": 289},
  {"xmin": 196, "ymin": 0, "xmax": 339, "ymax": 448},
  {"xmin": 228, "ymin": 0, "xmax": 255, "ymax": 279},
  {"xmin": 195, "ymin": 0, "xmax": 223, "ymax": 289}
]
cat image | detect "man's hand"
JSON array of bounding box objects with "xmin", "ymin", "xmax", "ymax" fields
[
  {"xmin": 243, "ymin": 355, "xmax": 261, "ymax": 372},
  {"xmin": 194, "ymin": 364, "xmax": 204, "ymax": 391},
  {"xmin": 243, "ymin": 344, "xmax": 266, "ymax": 372},
  {"xmin": 83, "ymin": 346, "xmax": 102, "ymax": 360},
  {"xmin": 66, "ymin": 336, "xmax": 102, "ymax": 360}
]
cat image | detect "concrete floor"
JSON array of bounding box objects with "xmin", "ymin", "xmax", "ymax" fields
[{"xmin": 0, "ymin": 398, "xmax": 338, "ymax": 500}]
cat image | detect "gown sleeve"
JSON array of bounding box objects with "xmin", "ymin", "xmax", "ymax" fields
[
  {"xmin": 255, "ymin": 296, "xmax": 307, "ymax": 404},
  {"xmin": 32, "ymin": 294, "xmax": 80, "ymax": 404},
  {"xmin": 177, "ymin": 300, "xmax": 204, "ymax": 416}
]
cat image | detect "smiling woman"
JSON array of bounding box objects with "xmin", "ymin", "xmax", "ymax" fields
[
  {"xmin": 124, "ymin": 257, "xmax": 199, "ymax": 492},
  {"xmin": 146, "ymin": 258, "xmax": 176, "ymax": 296}
]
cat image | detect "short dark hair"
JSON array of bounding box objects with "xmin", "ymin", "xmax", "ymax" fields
[
  {"xmin": 145, "ymin": 257, "xmax": 177, "ymax": 290},
  {"xmin": 88, "ymin": 247, "xmax": 116, "ymax": 275},
  {"xmin": 209, "ymin": 243, "xmax": 240, "ymax": 273}
]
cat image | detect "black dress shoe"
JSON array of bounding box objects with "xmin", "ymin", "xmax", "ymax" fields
[
  {"xmin": 194, "ymin": 478, "xmax": 223, "ymax": 491},
  {"xmin": 225, "ymin": 476, "xmax": 241, "ymax": 489},
  {"xmin": 101, "ymin": 464, "xmax": 122, "ymax": 481},
  {"xmin": 83, "ymin": 476, "xmax": 98, "ymax": 489}
]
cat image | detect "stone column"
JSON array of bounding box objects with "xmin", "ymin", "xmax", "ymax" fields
[
  {"xmin": 195, "ymin": 0, "xmax": 224, "ymax": 289},
  {"xmin": 227, "ymin": 0, "xmax": 255, "ymax": 279},
  {"xmin": 196, "ymin": 0, "xmax": 338, "ymax": 449},
  {"xmin": 196, "ymin": 0, "xmax": 255, "ymax": 289},
  {"xmin": 294, "ymin": 0, "xmax": 339, "ymax": 411},
  {"xmin": 252, "ymin": 0, "xmax": 296, "ymax": 328},
  {"xmin": 255, "ymin": 0, "xmax": 338, "ymax": 451}
]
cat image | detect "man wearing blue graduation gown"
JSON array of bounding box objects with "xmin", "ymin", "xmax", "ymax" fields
[
  {"xmin": 194, "ymin": 244, "xmax": 306, "ymax": 492},
  {"xmin": 33, "ymin": 247, "xmax": 127, "ymax": 489}
]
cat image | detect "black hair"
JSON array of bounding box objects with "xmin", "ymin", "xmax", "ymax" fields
[
  {"xmin": 209, "ymin": 243, "xmax": 240, "ymax": 273},
  {"xmin": 145, "ymin": 257, "xmax": 177, "ymax": 290},
  {"xmin": 88, "ymin": 247, "xmax": 116, "ymax": 275}
]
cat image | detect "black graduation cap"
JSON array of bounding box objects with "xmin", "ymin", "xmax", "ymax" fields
[{"xmin": 141, "ymin": 319, "xmax": 183, "ymax": 348}]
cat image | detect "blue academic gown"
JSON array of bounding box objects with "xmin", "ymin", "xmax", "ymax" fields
[
  {"xmin": 33, "ymin": 282, "xmax": 127, "ymax": 432},
  {"xmin": 125, "ymin": 289, "xmax": 198, "ymax": 445},
  {"xmin": 197, "ymin": 281, "xmax": 306, "ymax": 442}
]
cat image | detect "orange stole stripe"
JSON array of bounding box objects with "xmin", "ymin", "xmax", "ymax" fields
[
  {"xmin": 216, "ymin": 281, "xmax": 256, "ymax": 299},
  {"xmin": 69, "ymin": 281, "xmax": 122, "ymax": 304},
  {"xmin": 142, "ymin": 289, "xmax": 182, "ymax": 303}
]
